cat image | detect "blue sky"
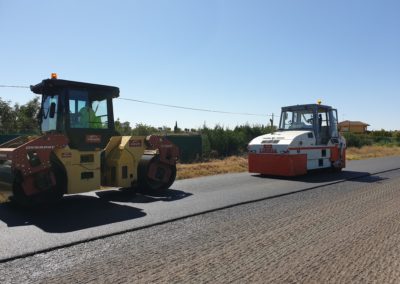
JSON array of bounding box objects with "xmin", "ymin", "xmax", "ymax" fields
[{"xmin": 1, "ymin": 0, "xmax": 399, "ymax": 130}]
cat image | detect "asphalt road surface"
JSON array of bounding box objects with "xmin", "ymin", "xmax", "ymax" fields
[{"xmin": 1, "ymin": 156, "xmax": 400, "ymax": 283}]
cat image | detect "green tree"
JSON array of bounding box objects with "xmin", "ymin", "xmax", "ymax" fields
[
  {"xmin": 0, "ymin": 97, "xmax": 17, "ymax": 134},
  {"xmin": 0, "ymin": 96, "xmax": 41, "ymax": 134},
  {"xmin": 199, "ymin": 123, "xmax": 274, "ymax": 159},
  {"xmin": 174, "ymin": 121, "xmax": 181, "ymax": 133},
  {"xmin": 131, "ymin": 123, "xmax": 159, "ymax": 136},
  {"xmin": 15, "ymin": 97, "xmax": 41, "ymax": 133},
  {"xmin": 115, "ymin": 119, "xmax": 133, "ymax": 135}
]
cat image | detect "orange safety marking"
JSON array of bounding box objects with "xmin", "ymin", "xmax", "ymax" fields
[{"xmin": 248, "ymin": 153, "xmax": 307, "ymax": 176}]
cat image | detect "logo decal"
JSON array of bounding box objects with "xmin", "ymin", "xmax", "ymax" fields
[
  {"xmin": 86, "ymin": 135, "xmax": 102, "ymax": 144},
  {"xmin": 260, "ymin": 144, "xmax": 276, "ymax": 153},
  {"xmin": 61, "ymin": 152, "xmax": 72, "ymax": 158},
  {"xmin": 129, "ymin": 139, "xmax": 142, "ymax": 147},
  {"xmin": 26, "ymin": 145, "xmax": 55, "ymax": 150}
]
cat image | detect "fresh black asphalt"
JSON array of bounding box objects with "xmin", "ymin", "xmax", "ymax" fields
[{"xmin": 0, "ymin": 156, "xmax": 399, "ymax": 262}]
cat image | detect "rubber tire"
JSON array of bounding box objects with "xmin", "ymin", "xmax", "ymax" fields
[
  {"xmin": 332, "ymin": 167, "xmax": 343, "ymax": 173},
  {"xmin": 45, "ymin": 159, "xmax": 67, "ymax": 203},
  {"xmin": 11, "ymin": 161, "xmax": 66, "ymax": 208},
  {"xmin": 11, "ymin": 171, "xmax": 33, "ymax": 208},
  {"xmin": 138, "ymin": 155, "xmax": 177, "ymax": 193}
]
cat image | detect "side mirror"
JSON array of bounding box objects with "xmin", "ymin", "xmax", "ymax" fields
[{"xmin": 49, "ymin": 102, "xmax": 56, "ymax": 118}]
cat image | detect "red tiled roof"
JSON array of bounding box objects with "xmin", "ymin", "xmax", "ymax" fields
[{"xmin": 338, "ymin": 120, "xmax": 369, "ymax": 126}]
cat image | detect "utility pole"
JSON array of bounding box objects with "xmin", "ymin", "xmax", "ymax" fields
[{"xmin": 269, "ymin": 113, "xmax": 274, "ymax": 129}]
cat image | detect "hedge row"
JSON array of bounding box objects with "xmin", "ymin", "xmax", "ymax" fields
[
  {"xmin": 200, "ymin": 124, "xmax": 274, "ymax": 158},
  {"xmin": 343, "ymin": 132, "xmax": 400, "ymax": 148}
]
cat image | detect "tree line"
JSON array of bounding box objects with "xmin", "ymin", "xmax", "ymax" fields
[
  {"xmin": 0, "ymin": 97, "xmax": 41, "ymax": 134},
  {"xmin": 115, "ymin": 120, "xmax": 275, "ymax": 158},
  {"xmin": 343, "ymin": 131, "xmax": 400, "ymax": 148},
  {"xmin": 1, "ymin": 97, "xmax": 400, "ymax": 159},
  {"xmin": 0, "ymin": 97, "xmax": 274, "ymax": 158}
]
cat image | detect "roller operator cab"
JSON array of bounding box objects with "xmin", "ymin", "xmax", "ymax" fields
[
  {"xmin": 248, "ymin": 103, "xmax": 346, "ymax": 176},
  {"xmin": 0, "ymin": 75, "xmax": 179, "ymax": 207},
  {"xmin": 32, "ymin": 76, "xmax": 120, "ymax": 151}
]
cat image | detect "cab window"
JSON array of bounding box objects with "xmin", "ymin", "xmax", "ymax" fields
[
  {"xmin": 69, "ymin": 90, "xmax": 108, "ymax": 129},
  {"xmin": 280, "ymin": 110, "xmax": 314, "ymax": 130},
  {"xmin": 41, "ymin": 95, "xmax": 58, "ymax": 132}
]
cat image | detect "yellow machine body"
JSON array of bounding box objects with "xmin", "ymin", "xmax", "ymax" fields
[
  {"xmin": 52, "ymin": 136, "xmax": 164, "ymax": 194},
  {"xmin": 103, "ymin": 136, "xmax": 148, "ymax": 189},
  {"xmin": 0, "ymin": 76, "xmax": 179, "ymax": 207},
  {"xmin": 54, "ymin": 147, "xmax": 102, "ymax": 194}
]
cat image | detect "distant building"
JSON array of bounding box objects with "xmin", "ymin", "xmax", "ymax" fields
[{"xmin": 338, "ymin": 120, "xmax": 369, "ymax": 134}]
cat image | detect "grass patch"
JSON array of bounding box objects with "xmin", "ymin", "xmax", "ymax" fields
[
  {"xmin": 346, "ymin": 145, "xmax": 400, "ymax": 160},
  {"xmin": 177, "ymin": 156, "xmax": 248, "ymax": 180}
]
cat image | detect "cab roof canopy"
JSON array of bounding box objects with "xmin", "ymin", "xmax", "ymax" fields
[
  {"xmin": 282, "ymin": 104, "xmax": 333, "ymax": 112},
  {"xmin": 30, "ymin": 79, "xmax": 120, "ymax": 99}
]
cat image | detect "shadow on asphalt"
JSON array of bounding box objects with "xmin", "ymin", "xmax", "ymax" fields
[
  {"xmin": 0, "ymin": 188, "xmax": 191, "ymax": 233},
  {"xmin": 96, "ymin": 188, "xmax": 192, "ymax": 203},
  {"xmin": 253, "ymin": 170, "xmax": 388, "ymax": 184}
]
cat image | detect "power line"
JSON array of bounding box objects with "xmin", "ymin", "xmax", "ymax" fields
[
  {"xmin": 0, "ymin": 85, "xmax": 30, "ymax": 89},
  {"xmin": 118, "ymin": 97, "xmax": 272, "ymax": 117},
  {"xmin": 0, "ymin": 84, "xmax": 276, "ymax": 118}
]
